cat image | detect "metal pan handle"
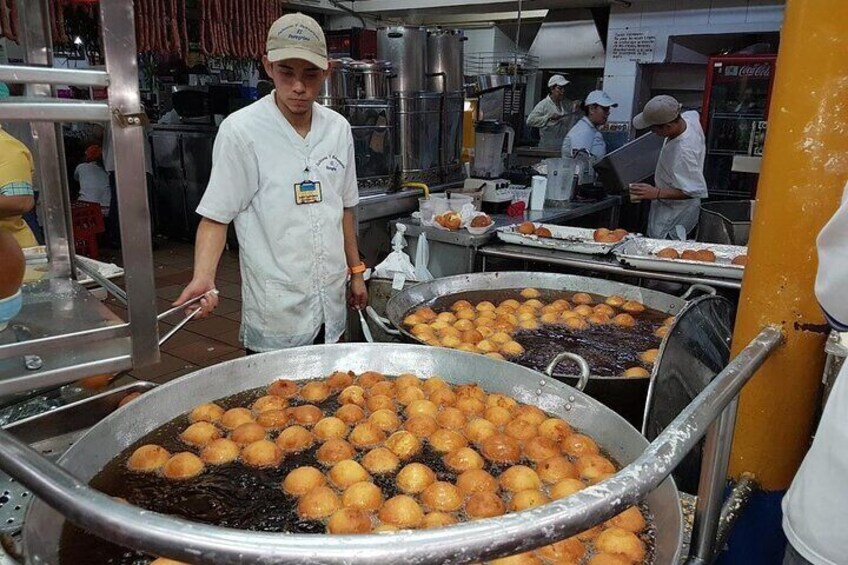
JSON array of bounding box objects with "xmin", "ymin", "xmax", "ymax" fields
[
  {"xmin": 365, "ymin": 306, "xmax": 401, "ymax": 336},
  {"xmin": 544, "ymin": 352, "xmax": 591, "ymax": 391},
  {"xmin": 681, "ymin": 284, "xmax": 717, "ymax": 301}
]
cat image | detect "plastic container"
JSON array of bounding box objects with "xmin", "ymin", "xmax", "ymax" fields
[
  {"xmin": 431, "ymin": 193, "xmax": 473, "ymax": 215},
  {"xmin": 419, "ymin": 198, "xmax": 435, "ymax": 221},
  {"xmin": 530, "ymin": 176, "xmax": 547, "ymax": 211}
]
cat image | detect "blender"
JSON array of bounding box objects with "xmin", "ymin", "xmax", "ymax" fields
[{"xmin": 472, "ymin": 120, "xmax": 514, "ymax": 178}]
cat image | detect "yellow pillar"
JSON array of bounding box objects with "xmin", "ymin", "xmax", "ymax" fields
[{"xmin": 728, "ymin": 0, "xmax": 848, "ymax": 490}]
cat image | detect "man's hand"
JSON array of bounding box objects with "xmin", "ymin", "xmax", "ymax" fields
[
  {"xmin": 629, "ymin": 183, "xmax": 661, "ymax": 201},
  {"xmin": 174, "ymin": 276, "xmax": 219, "ymax": 318},
  {"xmin": 549, "ymin": 113, "xmax": 565, "ymax": 123},
  {"xmin": 349, "ymin": 275, "xmax": 368, "ymax": 311}
]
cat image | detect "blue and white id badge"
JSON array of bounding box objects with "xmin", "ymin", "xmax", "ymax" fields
[{"xmin": 294, "ymin": 180, "xmax": 323, "ymax": 205}]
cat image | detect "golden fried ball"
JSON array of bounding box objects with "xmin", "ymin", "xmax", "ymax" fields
[
  {"xmin": 500, "ymin": 341, "xmax": 525, "ymax": 357},
  {"xmin": 373, "ymin": 524, "xmax": 399, "ymax": 533},
  {"xmin": 316, "ymin": 438, "xmax": 356, "ymax": 466},
  {"xmin": 437, "ymin": 407, "xmax": 467, "ymax": 429},
  {"xmin": 361, "ymin": 447, "xmax": 401, "ymax": 475},
  {"xmin": 456, "ymin": 344, "xmax": 478, "ymax": 353},
  {"xmin": 621, "ymin": 301, "xmax": 645, "ymax": 314},
  {"xmin": 397, "ymin": 386, "xmax": 426, "ymax": 406},
  {"xmin": 577, "ymin": 454, "xmax": 616, "ymax": 482},
  {"xmin": 588, "ymin": 313, "xmax": 611, "ymax": 326},
  {"xmin": 451, "ymin": 299, "xmax": 473, "ymax": 312},
  {"xmin": 220, "ymin": 408, "xmax": 254, "ymax": 430},
  {"xmin": 606, "ymin": 506, "xmax": 647, "ymax": 533},
  {"xmin": 538, "ymin": 418, "xmax": 573, "ymax": 443},
  {"xmin": 484, "ymin": 406, "xmax": 513, "ymax": 426},
  {"xmin": 443, "ymin": 447, "xmax": 485, "ymax": 472},
  {"xmin": 461, "ymin": 329, "xmax": 485, "ymax": 345},
  {"xmin": 523, "ymin": 300, "xmax": 544, "ymax": 310},
  {"xmin": 429, "ymin": 387, "xmax": 457, "ymax": 407},
  {"xmin": 327, "ymin": 508, "xmax": 372, "ymax": 534},
  {"xmin": 523, "ymin": 437, "xmax": 560, "ymax": 462},
  {"xmin": 379, "ymin": 495, "xmax": 424, "ymax": 529},
  {"xmin": 455, "ymin": 396, "xmax": 486, "ymax": 416},
  {"xmin": 518, "ymin": 319, "xmax": 540, "ymax": 330},
  {"xmin": 550, "ymin": 478, "xmax": 586, "ymax": 500},
  {"xmin": 465, "ymin": 491, "xmax": 506, "ymax": 519},
  {"xmin": 288, "ymin": 405, "xmax": 323, "ymax": 427},
  {"xmin": 163, "ymin": 452, "xmax": 205, "ymax": 480},
  {"xmin": 640, "ymin": 349, "xmax": 659, "ymax": 365},
  {"xmin": 605, "ymin": 295, "xmax": 626, "ymax": 307},
  {"xmin": 276, "ymin": 425, "xmax": 315, "ymax": 453},
  {"xmin": 283, "ymin": 466, "xmax": 326, "ymax": 496},
  {"xmin": 540, "ymin": 304, "xmax": 560, "ymax": 316},
  {"xmin": 440, "ymin": 327, "xmax": 462, "ymax": 341},
  {"xmin": 655, "ymin": 325, "xmax": 669, "ymax": 338},
  {"xmin": 612, "ymin": 313, "xmax": 637, "ymax": 328},
  {"xmin": 356, "ymin": 371, "xmax": 385, "ymax": 387},
  {"xmin": 149, "ymin": 558, "xmax": 189, "ymax": 565},
  {"xmin": 411, "ymin": 323, "xmax": 434, "ymax": 338},
  {"xmin": 333, "ymin": 403, "xmax": 367, "ymax": 425},
  {"xmin": 485, "ymin": 393, "xmax": 518, "ymax": 412},
  {"xmin": 510, "ymin": 489, "xmax": 549, "ymax": 512},
  {"xmin": 385, "ymin": 430, "xmax": 422, "ymax": 460},
  {"xmin": 464, "ymin": 418, "xmax": 498, "ymax": 443},
  {"xmin": 349, "ymin": 422, "xmax": 387, "ymax": 449},
  {"xmin": 517, "ymin": 311, "xmax": 536, "ymax": 322},
  {"xmin": 189, "ymin": 403, "xmax": 225, "ymax": 423},
  {"xmin": 268, "ymin": 379, "xmax": 299, "ymax": 399},
  {"xmin": 180, "ymin": 422, "xmax": 222, "ymax": 447},
  {"xmin": 564, "ymin": 317, "xmax": 589, "ymax": 331},
  {"xmin": 504, "ymin": 418, "xmax": 538, "ymax": 442},
  {"xmin": 624, "ymin": 367, "xmax": 650, "ymax": 378},
  {"xmin": 573, "ymin": 305, "xmax": 594, "ymax": 317},
  {"xmin": 369, "ymin": 380, "xmax": 396, "ymax": 398},
  {"xmin": 587, "ymin": 554, "xmax": 632, "ymax": 565},
  {"xmin": 493, "ymin": 321, "xmax": 516, "ymax": 334},
  {"xmin": 486, "ymin": 352, "xmax": 506, "ymax": 361},
  {"xmin": 594, "ymin": 304, "xmax": 616, "ymax": 317},
  {"xmin": 437, "ymin": 312, "xmax": 458, "ymax": 324},
  {"xmin": 404, "ymin": 314, "xmax": 423, "ymax": 327},
  {"xmin": 456, "ymin": 308, "xmax": 477, "ymax": 321},
  {"xmin": 342, "ymin": 481, "xmax": 384, "ymax": 512},
  {"xmin": 403, "ymin": 416, "xmax": 439, "ymax": 439},
  {"xmin": 476, "ymin": 300, "xmax": 497, "ymax": 312},
  {"xmin": 314, "ymin": 417, "xmax": 349, "ymax": 441},
  {"xmin": 537, "ymin": 537, "xmax": 585, "ymax": 563},
  {"xmin": 500, "ymin": 465, "xmax": 541, "ymax": 492},
  {"xmin": 327, "ymin": 370, "xmax": 355, "ymax": 390},
  {"xmin": 540, "ymin": 312, "xmax": 563, "ymax": 325},
  {"xmin": 480, "ymin": 434, "xmax": 522, "ymax": 464},
  {"xmin": 456, "ymin": 469, "xmax": 499, "ymax": 495},
  {"xmin": 515, "ymin": 405, "xmax": 547, "ymax": 426},
  {"xmin": 502, "ymin": 298, "xmax": 523, "ymax": 310},
  {"xmin": 561, "ymin": 433, "xmax": 600, "ymax": 457},
  {"xmin": 429, "ymin": 429, "xmax": 468, "ymax": 453},
  {"xmin": 490, "ymin": 553, "xmax": 542, "ymax": 565},
  {"xmin": 241, "ymin": 440, "xmax": 283, "ymax": 468},
  {"xmin": 127, "ymin": 444, "xmax": 171, "ymax": 473},
  {"xmin": 230, "ymin": 423, "xmax": 267, "ymax": 446},
  {"xmin": 300, "ymin": 381, "xmax": 331, "ymax": 403},
  {"xmin": 256, "ymin": 409, "xmax": 289, "ymax": 430},
  {"xmin": 329, "ymin": 459, "xmax": 370, "ymax": 489},
  {"xmin": 572, "ymin": 292, "xmax": 593, "ymax": 305},
  {"xmin": 595, "ymin": 527, "xmax": 646, "ymax": 562},
  {"xmin": 422, "ymin": 512, "xmax": 458, "ymax": 529},
  {"xmin": 416, "ymin": 308, "xmax": 438, "ymax": 322},
  {"xmin": 405, "ymin": 399, "xmax": 439, "ymax": 419},
  {"xmin": 452, "ymin": 319, "xmax": 474, "ymax": 332},
  {"xmin": 421, "ymin": 481, "xmax": 464, "ymax": 512},
  {"xmin": 519, "ymin": 288, "xmax": 541, "ymax": 299},
  {"xmin": 422, "ymin": 376, "xmax": 449, "ymax": 395},
  {"xmin": 200, "ymin": 438, "xmax": 240, "ymax": 465},
  {"xmin": 396, "ymin": 462, "xmax": 436, "ymax": 494},
  {"xmin": 474, "ymin": 317, "xmax": 496, "ymax": 329},
  {"xmin": 369, "ymin": 409, "xmax": 402, "ymax": 433},
  {"xmin": 339, "ymin": 385, "xmax": 367, "ymax": 407},
  {"xmin": 475, "ymin": 339, "xmax": 498, "ymax": 354},
  {"xmin": 536, "ymin": 456, "xmax": 578, "ymax": 484},
  {"xmin": 297, "ymin": 486, "xmax": 341, "ymax": 520},
  {"xmin": 577, "ymin": 525, "xmax": 604, "ymax": 542}
]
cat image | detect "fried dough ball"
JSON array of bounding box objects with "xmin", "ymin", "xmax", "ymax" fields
[
  {"xmin": 373, "ymin": 524, "xmax": 399, "ymax": 533},
  {"xmin": 349, "ymin": 422, "xmax": 387, "ymax": 449},
  {"xmin": 577, "ymin": 525, "xmax": 604, "ymax": 542},
  {"xmin": 465, "ymin": 491, "xmax": 506, "ymax": 519},
  {"xmin": 550, "ymin": 478, "xmax": 586, "ymax": 500},
  {"xmin": 537, "ymin": 456, "xmax": 578, "ymax": 484},
  {"xmin": 456, "ymin": 469, "xmax": 499, "ymax": 495},
  {"xmin": 429, "ymin": 429, "xmax": 468, "ymax": 453},
  {"xmin": 440, "ymin": 327, "xmax": 462, "ymax": 341},
  {"xmin": 504, "ymin": 418, "xmax": 538, "ymax": 442},
  {"xmin": 474, "ymin": 301, "xmax": 496, "ymax": 313},
  {"xmin": 624, "ymin": 367, "xmax": 650, "ymax": 378},
  {"xmin": 189, "ymin": 403, "xmax": 225, "ymax": 424},
  {"xmin": 523, "ymin": 437, "xmax": 560, "ymax": 462},
  {"xmin": 456, "ymin": 308, "xmax": 477, "ymax": 321},
  {"xmin": 180, "ymin": 422, "xmax": 222, "ymax": 447},
  {"xmin": 493, "ymin": 321, "xmax": 516, "ymax": 334},
  {"xmin": 500, "ymin": 465, "xmax": 541, "ymax": 492},
  {"xmin": 587, "ymin": 554, "xmax": 632, "ymax": 565},
  {"xmin": 443, "ymin": 447, "xmax": 485, "ymax": 472},
  {"xmin": 241, "ymin": 440, "xmax": 283, "ymax": 468},
  {"xmin": 422, "ymin": 376, "xmax": 448, "ymax": 395},
  {"xmin": 573, "ymin": 305, "xmax": 594, "ymax": 317},
  {"xmin": 588, "ymin": 313, "xmax": 612, "ymax": 326},
  {"xmin": 657, "ymin": 247, "xmax": 679, "ymax": 259},
  {"xmin": 422, "ymin": 512, "xmax": 458, "ymax": 529},
  {"xmin": 486, "ymin": 352, "xmax": 506, "ymax": 361},
  {"xmin": 655, "ymin": 325, "xmax": 669, "ymax": 338},
  {"xmin": 316, "ymin": 438, "xmax": 356, "ymax": 466},
  {"xmin": 437, "ymin": 312, "xmax": 458, "ymax": 324},
  {"xmin": 385, "ymin": 430, "xmax": 422, "ymax": 459},
  {"xmin": 732, "ymin": 255, "xmax": 748, "ymax": 266},
  {"xmin": 484, "ymin": 406, "xmax": 513, "ymax": 426},
  {"xmin": 640, "ymin": 349, "xmax": 659, "ymax": 364},
  {"xmin": 453, "ymin": 319, "xmax": 475, "ymax": 332},
  {"xmin": 696, "ymin": 249, "xmax": 717, "ymax": 262},
  {"xmin": 327, "ymin": 370, "xmax": 355, "ymax": 390},
  {"xmin": 455, "ymin": 396, "xmax": 486, "ymax": 416},
  {"xmin": 461, "ymin": 329, "xmax": 485, "ymax": 345},
  {"xmin": 313, "ymin": 417, "xmax": 349, "ymax": 441},
  {"xmin": 437, "ymin": 407, "xmax": 467, "ymax": 429},
  {"xmin": 464, "ymin": 418, "xmax": 498, "ymax": 442},
  {"xmin": 150, "ymin": 558, "xmax": 189, "ymax": 565},
  {"xmin": 510, "ymin": 489, "xmax": 549, "ymax": 512},
  {"xmin": 253, "ymin": 395, "xmax": 288, "ymax": 414},
  {"xmin": 540, "ymin": 312, "xmax": 563, "ymax": 325},
  {"xmin": 517, "ymin": 222, "xmax": 537, "ymax": 235},
  {"xmin": 484, "ymin": 393, "xmax": 517, "ymax": 412},
  {"xmin": 561, "ymin": 433, "xmax": 600, "ymax": 457},
  {"xmin": 396, "ymin": 462, "xmax": 436, "ymax": 494},
  {"xmin": 276, "ymin": 425, "xmax": 314, "ymax": 453},
  {"xmin": 327, "ymin": 508, "xmax": 372, "ymax": 534},
  {"xmin": 452, "ymin": 299, "xmax": 473, "ymax": 312},
  {"xmin": 490, "ymin": 553, "xmax": 542, "ymax": 565},
  {"xmin": 342, "ymin": 481, "xmax": 383, "ymax": 512},
  {"xmin": 288, "ymin": 405, "xmax": 322, "ymax": 427},
  {"xmin": 621, "ymin": 300, "xmax": 645, "ymax": 314},
  {"xmin": 457, "ymin": 343, "xmax": 478, "ymax": 353},
  {"xmin": 607, "ymin": 506, "xmax": 647, "ymax": 533},
  {"xmin": 339, "ymin": 385, "xmax": 367, "ymax": 407},
  {"xmin": 517, "ymin": 311, "xmax": 536, "ymax": 322},
  {"xmin": 230, "ymin": 423, "xmax": 267, "ymax": 446},
  {"xmin": 404, "ymin": 416, "xmax": 439, "ymax": 438},
  {"xmin": 127, "ymin": 444, "xmax": 171, "ymax": 473},
  {"xmin": 421, "ymin": 481, "xmax": 464, "ymax": 512},
  {"xmin": 592, "ymin": 304, "xmax": 615, "ymax": 318},
  {"xmin": 297, "ymin": 486, "xmax": 341, "ymax": 520},
  {"xmin": 397, "ymin": 386, "xmax": 426, "ymax": 406},
  {"xmin": 572, "ymin": 292, "xmax": 594, "ymax": 305},
  {"xmin": 595, "ymin": 527, "xmax": 646, "ymax": 563},
  {"xmin": 520, "ymin": 288, "xmax": 541, "ymax": 299},
  {"xmin": 564, "ymin": 316, "xmax": 589, "ymax": 331},
  {"xmin": 429, "ymin": 387, "xmax": 457, "ymax": 407},
  {"xmin": 417, "ymin": 307, "xmax": 438, "ymax": 322},
  {"xmin": 538, "ymin": 418, "xmax": 573, "ymax": 443},
  {"xmin": 163, "ymin": 452, "xmax": 205, "ymax": 480},
  {"xmin": 300, "ymin": 381, "xmax": 331, "ymax": 403},
  {"xmin": 474, "ymin": 317, "xmax": 496, "ymax": 329},
  {"xmin": 220, "ymin": 408, "xmax": 254, "ymax": 430},
  {"xmin": 411, "ymin": 324, "xmax": 435, "ymax": 338},
  {"xmin": 518, "ymin": 319, "xmax": 540, "ymax": 330},
  {"xmin": 369, "ymin": 409, "xmax": 402, "ymax": 433},
  {"xmin": 523, "ymin": 299, "xmax": 544, "ymax": 310},
  {"xmin": 500, "ymin": 299, "xmax": 521, "ymax": 310},
  {"xmin": 515, "ymin": 405, "xmax": 547, "ymax": 426},
  {"xmin": 680, "ymin": 249, "xmax": 699, "ymax": 261},
  {"xmin": 362, "ymin": 447, "xmax": 401, "ymax": 475},
  {"xmin": 405, "ymin": 399, "xmax": 439, "ymax": 419},
  {"xmin": 501, "ymin": 341, "xmax": 525, "ymax": 357},
  {"xmin": 535, "ymin": 227, "xmax": 552, "ymax": 238},
  {"xmin": 476, "ymin": 339, "xmax": 498, "ymax": 354},
  {"xmin": 605, "ymin": 295, "xmax": 626, "ymax": 307},
  {"xmin": 577, "ymin": 454, "xmax": 616, "ymax": 481},
  {"xmin": 329, "ymin": 459, "xmax": 370, "ymax": 489},
  {"xmin": 404, "ymin": 313, "xmax": 423, "ymax": 327},
  {"xmin": 268, "ymin": 379, "xmax": 299, "ymax": 399},
  {"xmin": 283, "ymin": 466, "xmax": 326, "ymax": 496},
  {"xmin": 480, "ymin": 434, "xmax": 521, "ymax": 464},
  {"xmin": 331, "ymin": 405, "xmax": 364, "ymax": 427},
  {"xmin": 200, "ymin": 438, "xmax": 240, "ymax": 465},
  {"xmin": 538, "ymin": 538, "xmax": 585, "ymax": 563},
  {"xmin": 612, "ymin": 313, "xmax": 637, "ymax": 328},
  {"xmin": 379, "ymin": 495, "xmax": 424, "ymax": 529}
]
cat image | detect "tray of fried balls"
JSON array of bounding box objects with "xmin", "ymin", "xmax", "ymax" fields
[
  {"xmin": 614, "ymin": 238, "xmax": 748, "ymax": 280},
  {"xmin": 99, "ymin": 373, "xmax": 653, "ymax": 565},
  {"xmin": 497, "ymin": 223, "xmax": 632, "ymax": 255}
]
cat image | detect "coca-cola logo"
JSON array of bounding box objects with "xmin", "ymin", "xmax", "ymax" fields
[{"xmin": 737, "ymin": 64, "xmax": 771, "ymax": 78}]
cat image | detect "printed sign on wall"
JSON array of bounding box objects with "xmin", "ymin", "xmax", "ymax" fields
[{"xmin": 611, "ymin": 32, "xmax": 657, "ymax": 63}]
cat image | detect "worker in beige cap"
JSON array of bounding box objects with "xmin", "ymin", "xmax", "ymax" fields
[
  {"xmin": 629, "ymin": 95, "xmax": 708, "ymax": 239},
  {"xmin": 177, "ymin": 12, "xmax": 368, "ymax": 354},
  {"xmin": 527, "ymin": 74, "xmax": 579, "ymax": 149}
]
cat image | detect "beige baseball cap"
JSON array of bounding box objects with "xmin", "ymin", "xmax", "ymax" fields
[
  {"xmin": 266, "ymin": 13, "xmax": 329, "ymax": 70},
  {"xmin": 633, "ymin": 95, "xmax": 682, "ymax": 129}
]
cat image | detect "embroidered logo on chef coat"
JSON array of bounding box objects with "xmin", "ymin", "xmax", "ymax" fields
[{"xmin": 317, "ymin": 155, "xmax": 346, "ymax": 174}]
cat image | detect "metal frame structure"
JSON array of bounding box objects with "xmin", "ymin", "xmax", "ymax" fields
[{"xmin": 0, "ymin": 0, "xmax": 159, "ymax": 393}]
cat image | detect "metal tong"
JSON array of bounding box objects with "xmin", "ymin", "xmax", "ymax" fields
[{"xmin": 156, "ymin": 289, "xmax": 219, "ymax": 347}]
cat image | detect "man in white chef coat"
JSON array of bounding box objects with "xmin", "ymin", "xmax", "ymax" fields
[
  {"xmin": 629, "ymin": 95, "xmax": 708, "ymax": 239},
  {"xmin": 563, "ymin": 90, "xmax": 617, "ymax": 161},
  {"xmin": 527, "ymin": 75, "xmax": 576, "ymax": 150},
  {"xmin": 781, "ymin": 180, "xmax": 848, "ymax": 565},
  {"xmin": 176, "ymin": 13, "xmax": 368, "ymax": 353}
]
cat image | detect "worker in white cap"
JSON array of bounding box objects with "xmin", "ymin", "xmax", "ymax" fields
[
  {"xmin": 563, "ymin": 90, "xmax": 617, "ymax": 161},
  {"xmin": 176, "ymin": 12, "xmax": 368, "ymax": 354},
  {"xmin": 526, "ymin": 74, "xmax": 577, "ymax": 150},
  {"xmin": 629, "ymin": 95, "xmax": 708, "ymax": 239}
]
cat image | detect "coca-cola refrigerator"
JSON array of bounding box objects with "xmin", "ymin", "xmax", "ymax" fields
[{"xmin": 700, "ymin": 55, "xmax": 777, "ymax": 199}]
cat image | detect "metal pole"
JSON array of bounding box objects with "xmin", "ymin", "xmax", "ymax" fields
[{"xmin": 714, "ymin": 473, "xmax": 758, "ymax": 557}]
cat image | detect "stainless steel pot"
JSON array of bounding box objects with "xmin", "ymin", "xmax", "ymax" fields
[
  {"xmin": 427, "ymin": 28, "xmax": 466, "ymax": 93},
  {"xmin": 351, "ymin": 59, "xmax": 394, "ymax": 100},
  {"xmin": 395, "ymin": 92, "xmax": 443, "ymax": 180},
  {"xmin": 378, "ymin": 26, "xmax": 427, "ymax": 93},
  {"xmin": 19, "ymin": 344, "xmax": 684, "ymax": 564},
  {"xmin": 319, "ymin": 59, "xmax": 353, "ymax": 109}
]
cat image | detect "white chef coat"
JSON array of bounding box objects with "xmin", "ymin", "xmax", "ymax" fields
[
  {"xmin": 782, "ymin": 180, "xmax": 848, "ymax": 565},
  {"xmin": 74, "ymin": 162, "xmax": 111, "ymax": 212},
  {"xmin": 564, "ymin": 117, "xmax": 606, "ymax": 161},
  {"xmin": 196, "ymin": 94, "xmax": 359, "ymax": 352},
  {"xmin": 647, "ymin": 111, "xmax": 708, "ymax": 239},
  {"xmin": 527, "ymin": 96, "xmax": 575, "ymax": 150}
]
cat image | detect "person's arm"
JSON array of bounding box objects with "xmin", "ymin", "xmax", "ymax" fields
[
  {"xmin": 815, "ymin": 181, "xmax": 848, "ymax": 330},
  {"xmin": 343, "ymin": 208, "xmax": 367, "ymax": 310},
  {"xmin": 0, "ymin": 195, "xmax": 34, "ymax": 217},
  {"xmin": 628, "ymin": 184, "xmax": 690, "ymax": 201},
  {"xmin": 173, "ymin": 217, "xmax": 226, "ymax": 316},
  {"xmin": 526, "ymin": 100, "xmax": 555, "ymax": 128}
]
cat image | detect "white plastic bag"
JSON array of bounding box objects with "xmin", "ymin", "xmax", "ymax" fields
[
  {"xmin": 415, "ymin": 233, "xmax": 434, "ymax": 281},
  {"xmin": 373, "ymin": 224, "xmax": 418, "ymax": 283}
]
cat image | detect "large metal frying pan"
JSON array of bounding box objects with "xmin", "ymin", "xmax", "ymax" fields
[{"xmin": 19, "ymin": 344, "xmax": 684, "ymax": 564}]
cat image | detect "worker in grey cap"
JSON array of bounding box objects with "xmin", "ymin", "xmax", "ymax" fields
[
  {"xmin": 527, "ymin": 74, "xmax": 578, "ymax": 149},
  {"xmin": 629, "ymin": 95, "xmax": 708, "ymax": 239},
  {"xmin": 564, "ymin": 90, "xmax": 617, "ymax": 161}
]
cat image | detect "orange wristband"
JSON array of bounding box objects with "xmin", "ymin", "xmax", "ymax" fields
[{"xmin": 349, "ymin": 262, "xmax": 367, "ymax": 275}]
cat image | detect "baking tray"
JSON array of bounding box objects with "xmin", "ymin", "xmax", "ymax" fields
[
  {"xmin": 496, "ymin": 224, "xmax": 631, "ymax": 255},
  {"xmin": 614, "ymin": 238, "xmax": 747, "ymax": 280}
]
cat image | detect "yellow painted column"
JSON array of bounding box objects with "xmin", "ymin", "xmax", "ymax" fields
[{"xmin": 728, "ymin": 0, "xmax": 848, "ymax": 490}]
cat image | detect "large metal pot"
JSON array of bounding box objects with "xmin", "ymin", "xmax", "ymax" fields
[
  {"xmin": 318, "ymin": 59, "xmax": 353, "ymax": 113},
  {"xmin": 378, "ymin": 26, "xmax": 427, "ymax": 93},
  {"xmin": 20, "ymin": 344, "xmax": 684, "ymax": 564},
  {"xmin": 350, "ymin": 59, "xmax": 394, "ymax": 100},
  {"xmin": 427, "ymin": 28, "xmax": 466, "ymax": 93},
  {"xmin": 395, "ymin": 92, "xmax": 443, "ymax": 184}
]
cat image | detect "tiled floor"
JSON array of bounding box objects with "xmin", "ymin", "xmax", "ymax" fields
[{"xmin": 102, "ymin": 240, "xmax": 246, "ymax": 385}]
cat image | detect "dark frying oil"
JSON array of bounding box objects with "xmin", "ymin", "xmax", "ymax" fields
[{"xmin": 427, "ymin": 290, "xmax": 666, "ymax": 377}]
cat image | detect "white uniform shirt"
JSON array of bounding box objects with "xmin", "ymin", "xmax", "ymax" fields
[
  {"xmin": 74, "ymin": 162, "xmax": 111, "ymax": 211},
  {"xmin": 565, "ymin": 117, "xmax": 606, "ymax": 161},
  {"xmin": 782, "ymin": 181, "xmax": 848, "ymax": 565},
  {"xmin": 647, "ymin": 111, "xmax": 708, "ymax": 239},
  {"xmin": 196, "ymin": 94, "xmax": 359, "ymax": 352},
  {"xmin": 527, "ymin": 96, "xmax": 572, "ymax": 150}
]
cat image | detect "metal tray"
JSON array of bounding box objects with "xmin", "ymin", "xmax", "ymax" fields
[
  {"xmin": 496, "ymin": 224, "xmax": 630, "ymax": 255},
  {"xmin": 615, "ymin": 239, "xmax": 747, "ymax": 280}
]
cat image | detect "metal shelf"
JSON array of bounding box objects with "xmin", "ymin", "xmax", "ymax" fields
[{"xmin": 0, "ymin": 97, "xmax": 111, "ymax": 123}]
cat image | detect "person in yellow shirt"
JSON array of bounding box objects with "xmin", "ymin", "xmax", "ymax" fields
[{"xmin": 0, "ymin": 126, "xmax": 38, "ymax": 248}]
